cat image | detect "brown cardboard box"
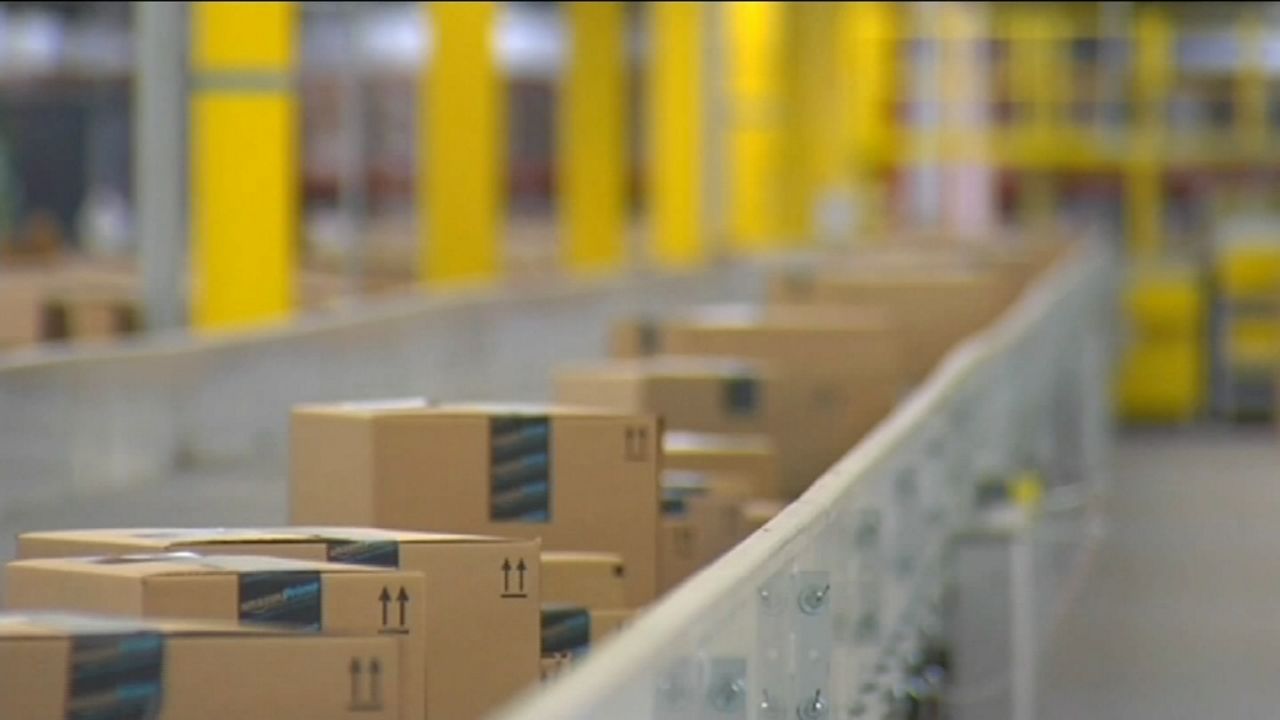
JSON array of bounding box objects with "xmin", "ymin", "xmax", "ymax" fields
[
  {"xmin": 554, "ymin": 356, "xmax": 775, "ymax": 435},
  {"xmin": 17, "ymin": 526, "xmax": 539, "ymax": 720},
  {"xmin": 539, "ymin": 605, "xmax": 634, "ymax": 680},
  {"xmin": 664, "ymin": 471, "xmax": 749, "ymax": 564},
  {"xmin": 290, "ymin": 403, "xmax": 660, "ymax": 606},
  {"xmin": 541, "ymin": 551, "xmax": 626, "ymax": 610},
  {"xmin": 41, "ymin": 286, "xmax": 137, "ymax": 342},
  {"xmin": 649, "ymin": 304, "xmax": 902, "ymax": 495},
  {"xmin": 769, "ymin": 265, "xmax": 1003, "ymax": 384},
  {"xmin": 0, "ymin": 611, "xmax": 403, "ymax": 720},
  {"xmin": 658, "ymin": 472, "xmax": 749, "ymax": 591},
  {"xmin": 658, "ymin": 516, "xmax": 699, "ymax": 593},
  {"xmin": 663, "ymin": 430, "xmax": 782, "ymax": 498},
  {"xmin": 741, "ymin": 498, "xmax": 788, "ymax": 535},
  {"xmin": 608, "ymin": 315, "xmax": 663, "ymax": 358},
  {"xmin": 5, "ymin": 554, "xmax": 425, "ymax": 720}
]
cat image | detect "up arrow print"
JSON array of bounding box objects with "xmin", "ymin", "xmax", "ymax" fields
[
  {"xmin": 501, "ymin": 558, "xmax": 512, "ymax": 593},
  {"xmin": 378, "ymin": 587, "xmax": 392, "ymax": 627},
  {"xmin": 516, "ymin": 558, "xmax": 527, "ymax": 592},
  {"xmin": 349, "ymin": 658, "xmax": 362, "ymax": 706},
  {"xmin": 396, "ymin": 587, "xmax": 410, "ymax": 627}
]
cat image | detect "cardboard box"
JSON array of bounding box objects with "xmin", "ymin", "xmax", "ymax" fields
[
  {"xmin": 0, "ymin": 611, "xmax": 403, "ymax": 720},
  {"xmin": 741, "ymin": 498, "xmax": 788, "ymax": 535},
  {"xmin": 5, "ymin": 554, "xmax": 425, "ymax": 720},
  {"xmin": 658, "ymin": 472, "xmax": 748, "ymax": 592},
  {"xmin": 41, "ymin": 286, "xmax": 138, "ymax": 342},
  {"xmin": 650, "ymin": 304, "xmax": 902, "ymax": 495},
  {"xmin": 554, "ymin": 356, "xmax": 775, "ymax": 435},
  {"xmin": 663, "ymin": 430, "xmax": 782, "ymax": 498},
  {"xmin": 541, "ymin": 551, "xmax": 626, "ymax": 610},
  {"xmin": 290, "ymin": 403, "xmax": 660, "ymax": 606},
  {"xmin": 608, "ymin": 315, "xmax": 663, "ymax": 358},
  {"xmin": 17, "ymin": 526, "xmax": 540, "ymax": 720},
  {"xmin": 539, "ymin": 605, "xmax": 634, "ymax": 680},
  {"xmin": 770, "ymin": 266, "xmax": 1003, "ymax": 384}
]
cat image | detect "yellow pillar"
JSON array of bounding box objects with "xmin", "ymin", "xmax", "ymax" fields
[
  {"xmin": 779, "ymin": 3, "xmax": 840, "ymax": 245},
  {"xmin": 424, "ymin": 2, "xmax": 504, "ymax": 285},
  {"xmin": 725, "ymin": 1, "xmax": 783, "ymax": 252},
  {"xmin": 650, "ymin": 2, "xmax": 706, "ymax": 269},
  {"xmin": 561, "ymin": 3, "xmax": 627, "ymax": 275},
  {"xmin": 190, "ymin": 2, "xmax": 297, "ymax": 331},
  {"xmin": 843, "ymin": 2, "xmax": 897, "ymax": 235},
  {"xmin": 1129, "ymin": 6, "xmax": 1171, "ymax": 258}
]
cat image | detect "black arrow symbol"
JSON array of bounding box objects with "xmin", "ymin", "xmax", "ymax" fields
[
  {"xmin": 396, "ymin": 587, "xmax": 409, "ymax": 627},
  {"xmin": 368, "ymin": 658, "xmax": 383, "ymax": 708},
  {"xmin": 501, "ymin": 558, "xmax": 512, "ymax": 593},
  {"xmin": 378, "ymin": 587, "xmax": 391, "ymax": 627},
  {"xmin": 349, "ymin": 658, "xmax": 362, "ymax": 705},
  {"xmin": 516, "ymin": 558, "xmax": 527, "ymax": 592}
]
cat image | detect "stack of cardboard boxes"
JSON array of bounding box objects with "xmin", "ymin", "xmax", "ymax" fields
[{"xmin": 0, "ymin": 234, "xmax": 1064, "ymax": 718}]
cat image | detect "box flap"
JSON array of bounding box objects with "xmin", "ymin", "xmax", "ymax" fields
[
  {"xmin": 540, "ymin": 550, "xmax": 624, "ymax": 565},
  {"xmin": 9, "ymin": 553, "xmax": 387, "ymax": 578},
  {"xmin": 559, "ymin": 355, "xmax": 767, "ymax": 380},
  {"xmin": 0, "ymin": 612, "xmax": 281, "ymax": 639},
  {"xmin": 22, "ymin": 526, "xmax": 521, "ymax": 548},
  {"xmin": 663, "ymin": 431, "xmax": 773, "ymax": 453}
]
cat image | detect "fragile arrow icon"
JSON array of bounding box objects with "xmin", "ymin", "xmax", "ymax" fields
[
  {"xmin": 349, "ymin": 658, "xmax": 362, "ymax": 705},
  {"xmin": 396, "ymin": 587, "xmax": 409, "ymax": 627},
  {"xmin": 368, "ymin": 658, "xmax": 383, "ymax": 707},
  {"xmin": 378, "ymin": 587, "xmax": 391, "ymax": 627},
  {"xmin": 501, "ymin": 558, "xmax": 512, "ymax": 593},
  {"xmin": 516, "ymin": 558, "xmax": 527, "ymax": 592}
]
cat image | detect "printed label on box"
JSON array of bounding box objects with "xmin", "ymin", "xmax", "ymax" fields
[{"xmin": 490, "ymin": 416, "xmax": 552, "ymax": 522}]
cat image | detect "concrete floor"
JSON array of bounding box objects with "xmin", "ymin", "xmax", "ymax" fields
[
  {"xmin": 0, "ymin": 427, "xmax": 1275, "ymax": 718},
  {"xmin": 1038, "ymin": 425, "xmax": 1280, "ymax": 719}
]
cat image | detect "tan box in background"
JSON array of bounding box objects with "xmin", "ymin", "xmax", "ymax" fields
[
  {"xmin": 18, "ymin": 526, "xmax": 539, "ymax": 720},
  {"xmin": 5, "ymin": 554, "xmax": 425, "ymax": 720},
  {"xmin": 608, "ymin": 315, "xmax": 662, "ymax": 358},
  {"xmin": 658, "ymin": 472, "xmax": 749, "ymax": 591},
  {"xmin": 541, "ymin": 551, "xmax": 626, "ymax": 610},
  {"xmin": 741, "ymin": 498, "xmax": 788, "ymax": 535},
  {"xmin": 290, "ymin": 403, "xmax": 660, "ymax": 606},
  {"xmin": 554, "ymin": 356, "xmax": 775, "ymax": 436},
  {"xmin": 539, "ymin": 605, "xmax": 634, "ymax": 680},
  {"xmin": 771, "ymin": 268, "xmax": 1003, "ymax": 384},
  {"xmin": 650, "ymin": 304, "xmax": 902, "ymax": 495},
  {"xmin": 0, "ymin": 612, "xmax": 403, "ymax": 720},
  {"xmin": 663, "ymin": 430, "xmax": 782, "ymax": 499}
]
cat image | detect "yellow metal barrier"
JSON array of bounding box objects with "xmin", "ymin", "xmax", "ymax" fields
[
  {"xmin": 423, "ymin": 2, "xmax": 504, "ymax": 285},
  {"xmin": 190, "ymin": 2, "xmax": 297, "ymax": 331},
  {"xmin": 562, "ymin": 2, "xmax": 627, "ymax": 275}
]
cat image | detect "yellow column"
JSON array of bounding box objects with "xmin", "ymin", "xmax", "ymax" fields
[
  {"xmin": 561, "ymin": 3, "xmax": 627, "ymax": 275},
  {"xmin": 650, "ymin": 2, "xmax": 706, "ymax": 269},
  {"xmin": 424, "ymin": 2, "xmax": 504, "ymax": 285},
  {"xmin": 190, "ymin": 2, "xmax": 297, "ymax": 331},
  {"xmin": 843, "ymin": 2, "xmax": 897, "ymax": 235},
  {"xmin": 1129, "ymin": 6, "xmax": 1171, "ymax": 258},
  {"xmin": 725, "ymin": 1, "xmax": 783, "ymax": 252},
  {"xmin": 779, "ymin": 3, "xmax": 840, "ymax": 244}
]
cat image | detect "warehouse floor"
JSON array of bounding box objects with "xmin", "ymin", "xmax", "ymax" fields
[
  {"xmin": 1, "ymin": 426, "xmax": 1274, "ymax": 718},
  {"xmin": 1038, "ymin": 425, "xmax": 1280, "ymax": 719}
]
